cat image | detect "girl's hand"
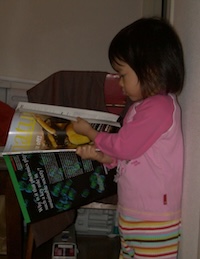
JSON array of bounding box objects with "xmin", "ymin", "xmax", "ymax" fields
[
  {"xmin": 72, "ymin": 117, "xmax": 91, "ymax": 135},
  {"xmin": 72, "ymin": 117, "xmax": 98, "ymax": 141},
  {"xmin": 76, "ymin": 144, "xmax": 114, "ymax": 165},
  {"xmin": 76, "ymin": 144, "xmax": 100, "ymax": 160}
]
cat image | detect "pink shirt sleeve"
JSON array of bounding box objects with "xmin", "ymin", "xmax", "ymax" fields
[{"xmin": 95, "ymin": 95, "xmax": 174, "ymax": 160}]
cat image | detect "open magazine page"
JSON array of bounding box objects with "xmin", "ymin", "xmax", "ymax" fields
[
  {"xmin": 4, "ymin": 150, "xmax": 116, "ymax": 223},
  {"xmin": 3, "ymin": 103, "xmax": 120, "ymax": 154},
  {"xmin": 17, "ymin": 101, "xmax": 120, "ymax": 126}
]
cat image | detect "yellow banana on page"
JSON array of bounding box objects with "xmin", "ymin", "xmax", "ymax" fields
[
  {"xmin": 34, "ymin": 115, "xmax": 56, "ymax": 135},
  {"xmin": 66, "ymin": 123, "xmax": 90, "ymax": 145}
]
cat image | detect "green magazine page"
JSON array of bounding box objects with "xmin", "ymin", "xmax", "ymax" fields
[
  {"xmin": 4, "ymin": 155, "xmax": 31, "ymax": 223},
  {"xmin": 3, "ymin": 151, "xmax": 117, "ymax": 223}
]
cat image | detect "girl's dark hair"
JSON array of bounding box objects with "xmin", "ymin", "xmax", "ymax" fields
[{"xmin": 109, "ymin": 17, "xmax": 185, "ymax": 98}]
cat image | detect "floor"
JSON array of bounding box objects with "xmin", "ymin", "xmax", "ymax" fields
[{"xmin": 0, "ymin": 235, "xmax": 120, "ymax": 259}]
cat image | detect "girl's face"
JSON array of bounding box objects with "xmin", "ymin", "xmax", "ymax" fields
[{"xmin": 113, "ymin": 60, "xmax": 143, "ymax": 102}]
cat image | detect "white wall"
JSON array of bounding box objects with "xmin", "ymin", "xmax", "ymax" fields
[
  {"xmin": 0, "ymin": 0, "xmax": 162, "ymax": 82},
  {"xmin": 0, "ymin": 0, "xmax": 144, "ymax": 82},
  {"xmin": 172, "ymin": 1, "xmax": 200, "ymax": 258}
]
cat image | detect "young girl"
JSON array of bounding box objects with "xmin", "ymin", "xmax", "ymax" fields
[{"xmin": 73, "ymin": 17, "xmax": 184, "ymax": 259}]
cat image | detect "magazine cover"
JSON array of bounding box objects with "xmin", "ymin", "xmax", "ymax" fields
[
  {"xmin": 3, "ymin": 102, "xmax": 120, "ymax": 223},
  {"xmin": 3, "ymin": 101, "xmax": 120, "ymax": 153}
]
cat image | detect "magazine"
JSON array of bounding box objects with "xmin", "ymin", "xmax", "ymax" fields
[{"xmin": 2, "ymin": 102, "xmax": 120, "ymax": 223}]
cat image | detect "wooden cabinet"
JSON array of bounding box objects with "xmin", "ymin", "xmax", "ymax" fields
[{"xmin": 0, "ymin": 158, "xmax": 23, "ymax": 259}]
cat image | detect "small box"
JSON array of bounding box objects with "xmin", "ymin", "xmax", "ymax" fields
[
  {"xmin": 75, "ymin": 208, "xmax": 118, "ymax": 236},
  {"xmin": 52, "ymin": 225, "xmax": 77, "ymax": 259}
]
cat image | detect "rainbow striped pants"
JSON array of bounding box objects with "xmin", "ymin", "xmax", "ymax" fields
[{"xmin": 118, "ymin": 214, "xmax": 181, "ymax": 259}]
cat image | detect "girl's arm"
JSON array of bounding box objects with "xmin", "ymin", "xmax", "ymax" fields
[{"xmin": 95, "ymin": 95, "xmax": 175, "ymax": 160}]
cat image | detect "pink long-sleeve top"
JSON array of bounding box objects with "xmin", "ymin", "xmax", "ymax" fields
[{"xmin": 95, "ymin": 94, "xmax": 184, "ymax": 221}]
